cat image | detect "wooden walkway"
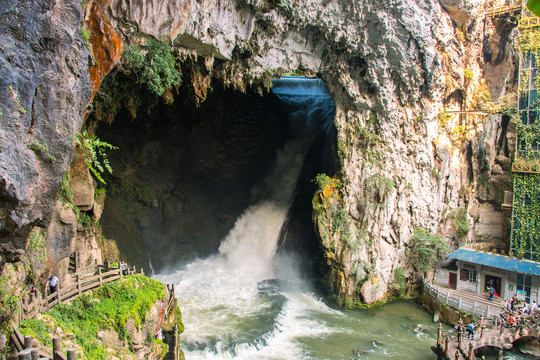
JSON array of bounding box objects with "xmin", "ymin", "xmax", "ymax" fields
[
  {"xmin": 432, "ymin": 311, "xmax": 540, "ymax": 359},
  {"xmin": 8, "ymin": 261, "xmax": 180, "ymax": 360}
]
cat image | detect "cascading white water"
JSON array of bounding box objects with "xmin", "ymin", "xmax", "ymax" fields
[{"xmin": 154, "ymin": 77, "xmax": 335, "ymax": 359}]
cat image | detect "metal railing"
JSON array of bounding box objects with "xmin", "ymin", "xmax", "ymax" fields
[{"xmin": 423, "ymin": 279, "xmax": 494, "ymax": 317}]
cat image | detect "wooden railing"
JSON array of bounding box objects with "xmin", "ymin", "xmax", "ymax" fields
[
  {"xmin": 17, "ymin": 262, "xmax": 144, "ymax": 323},
  {"xmin": 485, "ymin": 3, "xmax": 522, "ymax": 17}
]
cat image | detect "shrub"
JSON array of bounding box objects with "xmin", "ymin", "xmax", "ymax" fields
[
  {"xmin": 122, "ymin": 39, "xmax": 182, "ymax": 97},
  {"xmin": 408, "ymin": 228, "xmax": 449, "ymax": 274},
  {"xmin": 447, "ymin": 208, "xmax": 470, "ymax": 240},
  {"xmin": 22, "ymin": 228, "xmax": 48, "ymax": 284},
  {"xmin": 57, "ymin": 172, "xmax": 73, "ymax": 203}
]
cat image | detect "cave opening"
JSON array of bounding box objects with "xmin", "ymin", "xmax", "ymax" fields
[{"xmin": 91, "ymin": 75, "xmax": 336, "ymax": 278}]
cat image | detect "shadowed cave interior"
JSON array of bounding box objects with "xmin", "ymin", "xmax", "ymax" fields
[{"xmin": 93, "ymin": 81, "xmax": 336, "ymax": 276}]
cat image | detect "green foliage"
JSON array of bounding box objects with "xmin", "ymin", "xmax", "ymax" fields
[
  {"xmin": 39, "ymin": 275, "xmax": 166, "ymax": 359},
  {"xmin": 447, "ymin": 208, "xmax": 470, "ymax": 240},
  {"xmin": 366, "ymin": 174, "xmax": 395, "ymax": 202},
  {"xmin": 464, "ymin": 69, "xmax": 474, "ymax": 80},
  {"xmin": 9, "ymin": 85, "xmax": 26, "ymax": 114},
  {"xmin": 510, "ymin": 173, "xmax": 540, "ymax": 260},
  {"xmin": 20, "ymin": 318, "xmax": 53, "ymax": 346},
  {"xmin": 81, "ymin": 28, "xmax": 91, "ymax": 50},
  {"xmin": 390, "ymin": 267, "xmax": 407, "ymax": 295},
  {"xmin": 58, "ymin": 172, "xmax": 74, "ymax": 203},
  {"xmin": 78, "ymin": 211, "xmax": 93, "ymax": 229},
  {"xmin": 122, "ymin": 39, "xmax": 182, "ymax": 97},
  {"xmin": 0, "ymin": 276, "xmax": 20, "ymax": 336},
  {"xmin": 314, "ymin": 173, "xmax": 332, "ymax": 190},
  {"xmin": 515, "ymin": 121, "xmax": 540, "ymax": 160},
  {"xmin": 22, "ymin": 228, "xmax": 48, "ymax": 284},
  {"xmin": 28, "ymin": 140, "xmax": 56, "ymax": 161},
  {"xmin": 408, "ymin": 227, "xmax": 449, "ymax": 274},
  {"xmin": 528, "ymin": 0, "xmax": 540, "ymax": 16},
  {"xmin": 75, "ymin": 130, "xmax": 118, "ymax": 184},
  {"xmin": 438, "ymin": 111, "xmax": 451, "ymax": 128},
  {"xmin": 431, "ymin": 167, "xmax": 441, "ymax": 181}
]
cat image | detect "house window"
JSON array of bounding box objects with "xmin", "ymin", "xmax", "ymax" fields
[{"xmin": 460, "ymin": 265, "xmax": 477, "ymax": 282}]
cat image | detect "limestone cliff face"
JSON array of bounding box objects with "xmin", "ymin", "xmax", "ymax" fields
[{"xmin": 0, "ymin": 0, "xmax": 92, "ymax": 264}]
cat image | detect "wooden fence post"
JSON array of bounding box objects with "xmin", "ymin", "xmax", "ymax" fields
[
  {"xmin": 24, "ymin": 335, "xmax": 32, "ymax": 349},
  {"xmin": 98, "ymin": 268, "xmax": 103, "ymax": 287},
  {"xmin": 67, "ymin": 349, "xmax": 76, "ymax": 360},
  {"xmin": 30, "ymin": 348, "xmax": 39, "ymax": 360},
  {"xmin": 18, "ymin": 349, "xmax": 31, "ymax": 360},
  {"xmin": 77, "ymin": 275, "xmax": 81, "ymax": 296},
  {"xmin": 57, "ymin": 287, "xmax": 61, "ymax": 304}
]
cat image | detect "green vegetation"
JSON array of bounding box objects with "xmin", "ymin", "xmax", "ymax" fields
[
  {"xmin": 57, "ymin": 172, "xmax": 74, "ymax": 203},
  {"xmin": 28, "ymin": 140, "xmax": 56, "ymax": 161},
  {"xmin": 122, "ymin": 38, "xmax": 182, "ymax": 97},
  {"xmin": 75, "ymin": 130, "xmax": 118, "ymax": 185},
  {"xmin": 9, "ymin": 85, "xmax": 26, "ymax": 114},
  {"xmin": 447, "ymin": 208, "xmax": 470, "ymax": 240},
  {"xmin": 81, "ymin": 28, "xmax": 91, "ymax": 50},
  {"xmin": 389, "ymin": 267, "xmax": 407, "ymax": 295},
  {"xmin": 408, "ymin": 227, "xmax": 449, "ymax": 274},
  {"xmin": 0, "ymin": 276, "xmax": 20, "ymax": 337},
  {"xmin": 510, "ymin": 173, "xmax": 540, "ymax": 260},
  {"xmin": 464, "ymin": 69, "xmax": 474, "ymax": 81},
  {"xmin": 366, "ymin": 174, "xmax": 395, "ymax": 202},
  {"xmin": 20, "ymin": 275, "xmax": 166, "ymax": 360},
  {"xmin": 22, "ymin": 228, "xmax": 48, "ymax": 284}
]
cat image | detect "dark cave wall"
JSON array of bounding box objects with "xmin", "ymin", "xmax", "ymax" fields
[{"xmin": 95, "ymin": 85, "xmax": 295, "ymax": 270}]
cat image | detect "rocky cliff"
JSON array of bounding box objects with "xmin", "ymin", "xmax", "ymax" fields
[
  {"xmin": 0, "ymin": 0, "xmax": 91, "ymax": 264},
  {"xmin": 0, "ymin": 0, "xmax": 517, "ymax": 305}
]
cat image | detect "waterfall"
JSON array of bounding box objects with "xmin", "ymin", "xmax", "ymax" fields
[{"xmin": 155, "ymin": 77, "xmax": 335, "ymax": 359}]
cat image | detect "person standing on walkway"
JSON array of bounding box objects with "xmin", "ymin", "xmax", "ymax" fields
[
  {"xmin": 467, "ymin": 322, "xmax": 474, "ymax": 340},
  {"xmin": 488, "ymin": 286, "xmax": 495, "ymax": 301},
  {"xmin": 47, "ymin": 275, "xmax": 59, "ymax": 295}
]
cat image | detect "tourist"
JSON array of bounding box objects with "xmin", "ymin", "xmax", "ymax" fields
[
  {"xmin": 467, "ymin": 322, "xmax": 474, "ymax": 340},
  {"xmin": 523, "ymin": 303, "xmax": 530, "ymax": 315},
  {"xmin": 532, "ymin": 300, "xmax": 538, "ymax": 312},
  {"xmin": 488, "ymin": 286, "xmax": 495, "ymax": 301},
  {"xmin": 121, "ymin": 262, "xmax": 128, "ymax": 276},
  {"xmin": 509, "ymin": 314, "xmax": 515, "ymax": 326},
  {"xmin": 47, "ymin": 275, "xmax": 59, "ymax": 294}
]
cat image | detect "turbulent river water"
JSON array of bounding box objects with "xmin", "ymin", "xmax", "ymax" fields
[{"xmin": 154, "ymin": 78, "xmax": 535, "ymax": 360}]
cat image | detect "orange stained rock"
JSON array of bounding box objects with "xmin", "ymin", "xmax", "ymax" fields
[
  {"xmin": 322, "ymin": 183, "xmax": 335, "ymax": 199},
  {"xmin": 86, "ymin": 0, "xmax": 124, "ymax": 101}
]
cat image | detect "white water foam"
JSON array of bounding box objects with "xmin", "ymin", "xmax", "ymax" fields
[{"xmin": 154, "ymin": 77, "xmax": 336, "ymax": 359}]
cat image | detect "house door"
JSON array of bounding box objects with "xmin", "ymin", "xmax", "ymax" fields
[
  {"xmin": 449, "ymin": 272, "xmax": 457, "ymax": 290},
  {"xmin": 484, "ymin": 274, "xmax": 502, "ymax": 298}
]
